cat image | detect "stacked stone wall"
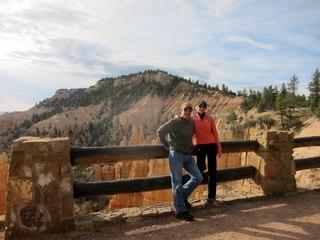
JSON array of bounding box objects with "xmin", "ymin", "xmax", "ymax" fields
[{"xmin": 5, "ymin": 137, "xmax": 74, "ymax": 239}]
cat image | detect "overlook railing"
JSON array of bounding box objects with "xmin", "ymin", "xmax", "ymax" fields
[
  {"xmin": 72, "ymin": 136, "xmax": 320, "ymax": 198},
  {"xmin": 5, "ymin": 131, "xmax": 320, "ymax": 238}
]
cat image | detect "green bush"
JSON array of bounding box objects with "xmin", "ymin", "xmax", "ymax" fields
[{"xmin": 226, "ymin": 112, "xmax": 238, "ymax": 124}]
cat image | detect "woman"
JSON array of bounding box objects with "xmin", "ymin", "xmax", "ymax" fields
[{"xmin": 193, "ymin": 100, "xmax": 222, "ymax": 204}]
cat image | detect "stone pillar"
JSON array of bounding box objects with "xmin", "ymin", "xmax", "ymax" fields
[
  {"xmin": 254, "ymin": 131, "xmax": 297, "ymax": 195},
  {"xmin": 5, "ymin": 137, "xmax": 74, "ymax": 239}
]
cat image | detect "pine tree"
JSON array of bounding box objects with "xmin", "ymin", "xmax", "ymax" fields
[
  {"xmin": 261, "ymin": 86, "xmax": 278, "ymax": 111},
  {"xmin": 276, "ymin": 83, "xmax": 288, "ymax": 129},
  {"xmin": 308, "ymin": 68, "xmax": 320, "ymax": 113},
  {"xmin": 287, "ymin": 74, "xmax": 299, "ymax": 111}
]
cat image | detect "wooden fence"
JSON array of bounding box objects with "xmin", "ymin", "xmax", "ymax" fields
[
  {"xmin": 5, "ymin": 133, "xmax": 320, "ymax": 239},
  {"xmin": 72, "ymin": 136, "xmax": 320, "ymax": 198}
]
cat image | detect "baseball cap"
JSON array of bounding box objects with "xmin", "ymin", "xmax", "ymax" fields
[
  {"xmin": 197, "ymin": 100, "xmax": 207, "ymax": 107},
  {"xmin": 181, "ymin": 102, "xmax": 193, "ymax": 110}
]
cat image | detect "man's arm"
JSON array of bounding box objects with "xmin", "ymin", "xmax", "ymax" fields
[{"xmin": 157, "ymin": 119, "xmax": 175, "ymax": 150}]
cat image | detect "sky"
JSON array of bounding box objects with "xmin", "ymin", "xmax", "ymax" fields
[{"xmin": 0, "ymin": 0, "xmax": 320, "ymax": 113}]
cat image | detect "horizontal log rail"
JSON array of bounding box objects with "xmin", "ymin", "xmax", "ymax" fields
[
  {"xmin": 295, "ymin": 157, "xmax": 320, "ymax": 171},
  {"xmin": 70, "ymin": 140, "xmax": 259, "ymax": 166},
  {"xmin": 73, "ymin": 165, "xmax": 257, "ymax": 198},
  {"xmin": 73, "ymin": 157, "xmax": 320, "ymax": 198},
  {"xmin": 293, "ymin": 136, "xmax": 320, "ymax": 148},
  {"xmin": 70, "ymin": 136, "xmax": 320, "ymax": 166}
]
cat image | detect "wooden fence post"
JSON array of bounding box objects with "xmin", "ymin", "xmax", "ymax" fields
[{"xmin": 5, "ymin": 137, "xmax": 74, "ymax": 239}]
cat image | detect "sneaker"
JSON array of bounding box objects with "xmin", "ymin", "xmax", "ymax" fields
[
  {"xmin": 175, "ymin": 211, "xmax": 194, "ymax": 221},
  {"xmin": 185, "ymin": 199, "xmax": 192, "ymax": 209},
  {"xmin": 206, "ymin": 198, "xmax": 221, "ymax": 206}
]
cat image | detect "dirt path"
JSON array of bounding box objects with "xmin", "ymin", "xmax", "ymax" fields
[{"xmin": 9, "ymin": 188, "xmax": 319, "ymax": 240}]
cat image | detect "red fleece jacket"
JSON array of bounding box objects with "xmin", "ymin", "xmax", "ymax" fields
[{"xmin": 193, "ymin": 114, "xmax": 222, "ymax": 154}]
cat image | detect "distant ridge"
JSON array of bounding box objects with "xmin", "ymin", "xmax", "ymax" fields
[{"xmin": 0, "ymin": 69, "xmax": 242, "ymax": 155}]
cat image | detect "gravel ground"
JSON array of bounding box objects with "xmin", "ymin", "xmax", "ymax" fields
[{"xmin": 4, "ymin": 188, "xmax": 319, "ymax": 240}]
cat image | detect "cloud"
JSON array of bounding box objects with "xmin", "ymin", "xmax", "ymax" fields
[
  {"xmin": 226, "ymin": 35, "xmax": 277, "ymax": 51},
  {"xmin": 202, "ymin": 0, "xmax": 240, "ymax": 18},
  {"xmin": 0, "ymin": 0, "xmax": 320, "ymax": 111}
]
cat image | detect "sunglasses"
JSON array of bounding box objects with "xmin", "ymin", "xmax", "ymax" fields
[{"xmin": 199, "ymin": 105, "xmax": 206, "ymax": 108}]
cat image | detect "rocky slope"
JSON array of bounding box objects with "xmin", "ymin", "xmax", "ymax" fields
[{"xmin": 0, "ymin": 70, "xmax": 242, "ymax": 152}]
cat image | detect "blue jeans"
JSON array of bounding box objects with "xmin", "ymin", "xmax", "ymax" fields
[{"xmin": 169, "ymin": 150, "xmax": 203, "ymax": 213}]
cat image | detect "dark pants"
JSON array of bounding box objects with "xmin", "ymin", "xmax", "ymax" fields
[{"xmin": 195, "ymin": 143, "xmax": 217, "ymax": 199}]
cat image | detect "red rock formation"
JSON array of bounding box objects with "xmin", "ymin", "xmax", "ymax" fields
[
  {"xmin": 0, "ymin": 153, "xmax": 8, "ymax": 214},
  {"xmin": 105, "ymin": 94, "xmax": 244, "ymax": 209}
]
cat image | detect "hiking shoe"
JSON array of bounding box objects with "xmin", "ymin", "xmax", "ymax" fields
[
  {"xmin": 206, "ymin": 198, "xmax": 221, "ymax": 206},
  {"xmin": 175, "ymin": 211, "xmax": 194, "ymax": 221},
  {"xmin": 185, "ymin": 199, "xmax": 192, "ymax": 209}
]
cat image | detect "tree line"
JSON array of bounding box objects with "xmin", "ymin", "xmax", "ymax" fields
[{"xmin": 237, "ymin": 68, "xmax": 320, "ymax": 129}]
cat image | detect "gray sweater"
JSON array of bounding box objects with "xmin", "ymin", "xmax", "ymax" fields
[{"xmin": 157, "ymin": 118, "xmax": 193, "ymax": 155}]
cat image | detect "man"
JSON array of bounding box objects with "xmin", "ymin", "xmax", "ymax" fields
[{"xmin": 157, "ymin": 102, "xmax": 203, "ymax": 221}]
